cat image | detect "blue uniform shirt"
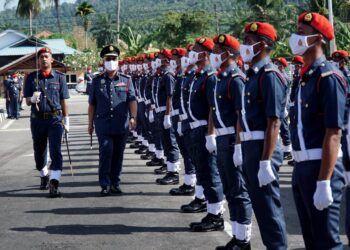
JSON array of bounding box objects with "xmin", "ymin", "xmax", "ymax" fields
[
  {"xmin": 89, "ymin": 72, "xmax": 136, "ymax": 136},
  {"xmin": 145, "ymin": 74, "xmax": 154, "ymax": 107},
  {"xmin": 239, "ymin": 57, "xmax": 287, "ymax": 132},
  {"xmin": 172, "ymin": 72, "xmax": 183, "ymax": 110},
  {"xmin": 180, "ymin": 69, "xmax": 196, "ymax": 132},
  {"xmin": 24, "ymin": 70, "xmax": 70, "ymax": 113},
  {"xmin": 290, "ymin": 55, "xmax": 346, "ymax": 150},
  {"xmin": 209, "ymin": 64, "xmax": 244, "ymax": 129},
  {"xmin": 157, "ymin": 69, "xmax": 175, "ymax": 107}
]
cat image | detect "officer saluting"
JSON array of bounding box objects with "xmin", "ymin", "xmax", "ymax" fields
[
  {"xmin": 23, "ymin": 47, "xmax": 70, "ymax": 198},
  {"xmin": 88, "ymin": 45, "xmax": 137, "ymax": 196},
  {"xmin": 289, "ymin": 13, "xmax": 346, "ymax": 249}
]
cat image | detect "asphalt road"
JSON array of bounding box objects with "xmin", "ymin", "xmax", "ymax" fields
[{"xmin": 0, "ymin": 96, "xmax": 349, "ymax": 250}]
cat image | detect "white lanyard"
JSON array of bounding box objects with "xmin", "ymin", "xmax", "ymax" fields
[
  {"xmin": 188, "ymin": 77, "xmax": 198, "ymax": 122},
  {"xmin": 180, "ymin": 78, "xmax": 188, "ymax": 117},
  {"xmin": 240, "ymin": 85, "xmax": 250, "ymax": 133},
  {"xmin": 296, "ymin": 84, "xmax": 307, "ymax": 151},
  {"xmin": 213, "ymin": 79, "xmax": 226, "ymax": 128}
]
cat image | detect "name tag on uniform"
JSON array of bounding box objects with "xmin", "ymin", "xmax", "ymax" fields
[{"xmin": 115, "ymin": 82, "xmax": 127, "ymax": 87}]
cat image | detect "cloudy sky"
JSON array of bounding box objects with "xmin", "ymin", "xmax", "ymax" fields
[{"xmin": 0, "ymin": 0, "xmax": 76, "ymax": 11}]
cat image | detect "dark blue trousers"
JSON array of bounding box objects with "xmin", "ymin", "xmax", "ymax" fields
[
  {"xmin": 30, "ymin": 115, "xmax": 63, "ymax": 172},
  {"xmin": 189, "ymin": 126, "xmax": 223, "ymax": 203},
  {"xmin": 242, "ymin": 140, "xmax": 288, "ymax": 250},
  {"xmin": 341, "ymin": 134, "xmax": 350, "ymax": 244},
  {"xmin": 292, "ymin": 159, "xmax": 344, "ymax": 250},
  {"xmin": 216, "ymin": 134, "xmax": 252, "ymax": 224},
  {"xmin": 144, "ymin": 108, "xmax": 154, "ymax": 145},
  {"xmin": 156, "ymin": 111, "xmax": 179, "ymax": 163},
  {"xmin": 172, "ymin": 116, "xmax": 195, "ymax": 175},
  {"xmin": 136, "ymin": 102, "xmax": 142, "ymax": 137},
  {"xmin": 139, "ymin": 102, "xmax": 148, "ymax": 141},
  {"xmin": 280, "ymin": 116, "xmax": 291, "ymax": 147},
  {"xmin": 9, "ymin": 95, "xmax": 19, "ymax": 118},
  {"xmin": 97, "ymin": 133, "xmax": 127, "ymax": 188},
  {"xmin": 153, "ymin": 111, "xmax": 163, "ymax": 151}
]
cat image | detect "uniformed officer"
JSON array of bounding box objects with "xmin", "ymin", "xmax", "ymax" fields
[
  {"xmin": 7, "ymin": 74, "xmax": 20, "ymax": 119},
  {"xmin": 85, "ymin": 65, "xmax": 94, "ymax": 95},
  {"xmin": 154, "ymin": 49, "xmax": 181, "ymax": 185},
  {"xmin": 168, "ymin": 47, "xmax": 196, "ymax": 196},
  {"xmin": 181, "ymin": 37, "xmax": 225, "ymax": 232},
  {"xmin": 88, "ymin": 45, "xmax": 137, "ymax": 196},
  {"xmin": 23, "ymin": 47, "xmax": 70, "ymax": 198},
  {"xmin": 239, "ymin": 22, "xmax": 288, "ymax": 249},
  {"xmin": 289, "ymin": 13, "xmax": 346, "ymax": 249},
  {"xmin": 208, "ymin": 34, "xmax": 252, "ymax": 249},
  {"xmin": 331, "ymin": 50, "xmax": 350, "ymax": 246}
]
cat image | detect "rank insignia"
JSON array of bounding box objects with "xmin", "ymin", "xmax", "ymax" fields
[
  {"xmin": 304, "ymin": 13, "xmax": 313, "ymax": 22},
  {"xmin": 250, "ymin": 23, "xmax": 258, "ymax": 32}
]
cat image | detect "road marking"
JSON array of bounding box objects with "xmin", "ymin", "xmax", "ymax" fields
[
  {"xmin": 0, "ymin": 125, "xmax": 87, "ymax": 132},
  {"xmin": 0, "ymin": 120, "xmax": 14, "ymax": 130},
  {"xmin": 224, "ymin": 221, "xmax": 232, "ymax": 237},
  {"xmin": 23, "ymin": 153, "xmax": 34, "ymax": 157}
]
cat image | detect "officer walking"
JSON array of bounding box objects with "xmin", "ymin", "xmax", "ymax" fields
[
  {"xmin": 85, "ymin": 65, "xmax": 94, "ymax": 95},
  {"xmin": 88, "ymin": 45, "xmax": 137, "ymax": 196},
  {"xmin": 239, "ymin": 22, "xmax": 288, "ymax": 249},
  {"xmin": 289, "ymin": 13, "xmax": 346, "ymax": 249},
  {"xmin": 7, "ymin": 74, "xmax": 20, "ymax": 119},
  {"xmin": 23, "ymin": 47, "xmax": 70, "ymax": 198}
]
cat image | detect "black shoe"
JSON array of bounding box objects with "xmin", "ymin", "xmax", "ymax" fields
[
  {"xmin": 216, "ymin": 237, "xmax": 251, "ymax": 250},
  {"xmin": 181, "ymin": 197, "xmax": 207, "ymax": 213},
  {"xmin": 147, "ymin": 158, "xmax": 164, "ymax": 167},
  {"xmin": 135, "ymin": 146, "xmax": 148, "ymax": 154},
  {"xmin": 129, "ymin": 142, "xmax": 141, "ymax": 149},
  {"xmin": 154, "ymin": 164, "xmax": 167, "ymax": 174},
  {"xmin": 126, "ymin": 137, "xmax": 135, "ymax": 143},
  {"xmin": 49, "ymin": 179, "xmax": 62, "ymax": 198},
  {"xmin": 283, "ymin": 152, "xmax": 292, "ymax": 161},
  {"xmin": 141, "ymin": 152, "xmax": 155, "ymax": 160},
  {"xmin": 190, "ymin": 213, "xmax": 224, "ymax": 232},
  {"xmin": 170, "ymin": 184, "xmax": 195, "ymax": 196},
  {"xmin": 19, "ymin": 108, "xmax": 24, "ymax": 111},
  {"xmin": 100, "ymin": 186, "xmax": 111, "ymax": 196},
  {"xmin": 40, "ymin": 175, "xmax": 49, "ymax": 190},
  {"xmin": 111, "ymin": 185, "xmax": 123, "ymax": 195},
  {"xmin": 287, "ymin": 160, "xmax": 295, "ymax": 166},
  {"xmin": 156, "ymin": 172, "xmax": 179, "ymax": 185}
]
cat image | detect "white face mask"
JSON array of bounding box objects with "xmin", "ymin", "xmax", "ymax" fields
[
  {"xmin": 189, "ymin": 51, "xmax": 203, "ymax": 64},
  {"xmin": 137, "ymin": 64, "xmax": 143, "ymax": 71},
  {"xmin": 240, "ymin": 42, "xmax": 262, "ymax": 63},
  {"xmin": 143, "ymin": 63, "xmax": 148, "ymax": 70},
  {"xmin": 151, "ymin": 61, "xmax": 157, "ymax": 70},
  {"xmin": 181, "ymin": 57, "xmax": 190, "ymax": 70},
  {"xmin": 155, "ymin": 59, "xmax": 162, "ymax": 68},
  {"xmin": 289, "ymin": 33, "xmax": 319, "ymax": 56},
  {"xmin": 170, "ymin": 60, "xmax": 177, "ymax": 69},
  {"xmin": 104, "ymin": 60, "xmax": 118, "ymax": 71},
  {"xmin": 209, "ymin": 52, "xmax": 227, "ymax": 69},
  {"xmin": 98, "ymin": 67, "xmax": 104, "ymax": 72}
]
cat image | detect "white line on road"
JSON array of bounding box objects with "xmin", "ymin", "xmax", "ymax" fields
[
  {"xmin": 0, "ymin": 125, "xmax": 87, "ymax": 132},
  {"xmin": 0, "ymin": 120, "xmax": 14, "ymax": 130}
]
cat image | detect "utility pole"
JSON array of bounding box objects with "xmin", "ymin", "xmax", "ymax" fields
[
  {"xmin": 214, "ymin": 4, "xmax": 219, "ymax": 34},
  {"xmin": 116, "ymin": 0, "xmax": 121, "ymax": 45},
  {"xmin": 328, "ymin": 0, "xmax": 337, "ymax": 54}
]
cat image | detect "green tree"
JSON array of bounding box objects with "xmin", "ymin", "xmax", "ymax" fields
[
  {"xmin": 76, "ymin": 1, "xmax": 95, "ymax": 49},
  {"xmin": 119, "ymin": 26, "xmax": 153, "ymax": 56},
  {"xmin": 246, "ymin": 0, "xmax": 284, "ymax": 22},
  {"xmin": 90, "ymin": 14, "xmax": 118, "ymax": 48},
  {"xmin": 4, "ymin": 0, "xmax": 42, "ymax": 35}
]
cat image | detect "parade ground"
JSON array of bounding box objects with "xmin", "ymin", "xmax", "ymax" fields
[{"xmin": 0, "ymin": 96, "xmax": 349, "ymax": 250}]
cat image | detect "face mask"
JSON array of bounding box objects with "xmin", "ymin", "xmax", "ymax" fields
[
  {"xmin": 155, "ymin": 59, "xmax": 162, "ymax": 68},
  {"xmin": 104, "ymin": 60, "xmax": 118, "ymax": 71},
  {"xmin": 98, "ymin": 67, "xmax": 104, "ymax": 72},
  {"xmin": 240, "ymin": 42, "xmax": 262, "ymax": 63},
  {"xmin": 136, "ymin": 65, "xmax": 142, "ymax": 71},
  {"xmin": 188, "ymin": 51, "xmax": 200, "ymax": 64},
  {"xmin": 244, "ymin": 64, "xmax": 249, "ymax": 71},
  {"xmin": 151, "ymin": 61, "xmax": 156, "ymax": 70},
  {"xmin": 209, "ymin": 52, "xmax": 226, "ymax": 69},
  {"xmin": 289, "ymin": 33, "xmax": 319, "ymax": 56},
  {"xmin": 181, "ymin": 57, "xmax": 190, "ymax": 70},
  {"xmin": 170, "ymin": 60, "xmax": 177, "ymax": 69},
  {"xmin": 143, "ymin": 63, "xmax": 148, "ymax": 70}
]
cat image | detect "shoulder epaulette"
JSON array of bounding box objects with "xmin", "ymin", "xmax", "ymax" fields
[
  {"xmin": 120, "ymin": 73, "xmax": 131, "ymax": 78},
  {"xmin": 55, "ymin": 70, "xmax": 64, "ymax": 75},
  {"xmin": 321, "ymin": 71, "xmax": 333, "ymax": 78},
  {"xmin": 207, "ymin": 71, "xmax": 216, "ymax": 76}
]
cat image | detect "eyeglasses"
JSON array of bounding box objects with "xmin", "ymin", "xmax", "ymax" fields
[{"xmin": 105, "ymin": 57, "xmax": 117, "ymax": 61}]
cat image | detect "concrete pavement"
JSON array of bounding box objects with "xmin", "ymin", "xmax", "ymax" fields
[{"xmin": 0, "ymin": 96, "xmax": 349, "ymax": 250}]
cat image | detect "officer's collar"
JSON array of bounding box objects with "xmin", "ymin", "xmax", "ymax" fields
[
  {"xmin": 218, "ymin": 63, "xmax": 237, "ymax": 78},
  {"xmin": 306, "ymin": 55, "xmax": 327, "ymax": 76},
  {"xmin": 186, "ymin": 65, "xmax": 197, "ymax": 75},
  {"xmin": 104, "ymin": 72, "xmax": 119, "ymax": 81},
  {"xmin": 251, "ymin": 56, "xmax": 270, "ymax": 74},
  {"xmin": 196, "ymin": 64, "xmax": 213, "ymax": 75},
  {"xmin": 40, "ymin": 69, "xmax": 55, "ymax": 78}
]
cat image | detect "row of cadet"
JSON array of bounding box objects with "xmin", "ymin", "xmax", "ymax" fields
[{"xmin": 3, "ymin": 73, "xmax": 25, "ymax": 119}]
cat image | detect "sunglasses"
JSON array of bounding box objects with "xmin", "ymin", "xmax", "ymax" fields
[{"xmin": 105, "ymin": 57, "xmax": 118, "ymax": 61}]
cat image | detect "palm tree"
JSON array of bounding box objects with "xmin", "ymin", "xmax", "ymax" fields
[
  {"xmin": 53, "ymin": 0, "xmax": 62, "ymax": 33},
  {"xmin": 90, "ymin": 14, "xmax": 118, "ymax": 48},
  {"xmin": 4, "ymin": 0, "xmax": 42, "ymax": 35},
  {"xmin": 75, "ymin": 1, "xmax": 95, "ymax": 49}
]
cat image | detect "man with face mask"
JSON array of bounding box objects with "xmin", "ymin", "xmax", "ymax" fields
[
  {"xmin": 153, "ymin": 48, "xmax": 181, "ymax": 185},
  {"xmin": 88, "ymin": 45, "xmax": 137, "ymax": 196},
  {"xmin": 7, "ymin": 73, "xmax": 20, "ymax": 119},
  {"xmin": 23, "ymin": 47, "xmax": 70, "ymax": 197},
  {"xmin": 238, "ymin": 22, "xmax": 288, "ymax": 249},
  {"xmin": 332, "ymin": 51, "xmax": 350, "ymax": 246},
  {"xmin": 167, "ymin": 48, "xmax": 196, "ymax": 196},
  {"xmin": 289, "ymin": 13, "xmax": 347, "ymax": 249},
  {"xmin": 180, "ymin": 37, "xmax": 224, "ymax": 232},
  {"xmin": 85, "ymin": 65, "xmax": 93, "ymax": 95},
  {"xmin": 207, "ymin": 34, "xmax": 252, "ymax": 249}
]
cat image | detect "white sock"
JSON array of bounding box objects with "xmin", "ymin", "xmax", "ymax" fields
[
  {"xmin": 195, "ymin": 185, "xmax": 205, "ymax": 200},
  {"xmin": 39, "ymin": 165, "xmax": 49, "ymax": 177},
  {"xmin": 235, "ymin": 223, "xmax": 252, "ymax": 242},
  {"xmin": 50, "ymin": 170, "xmax": 62, "ymax": 181},
  {"xmin": 184, "ymin": 174, "xmax": 196, "ymax": 186}
]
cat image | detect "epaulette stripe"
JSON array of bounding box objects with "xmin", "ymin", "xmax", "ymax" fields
[
  {"xmin": 321, "ymin": 71, "xmax": 333, "ymax": 77},
  {"xmin": 207, "ymin": 71, "xmax": 215, "ymax": 76}
]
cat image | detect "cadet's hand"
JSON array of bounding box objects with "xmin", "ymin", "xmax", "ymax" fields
[
  {"xmin": 345, "ymin": 171, "xmax": 350, "ymax": 186},
  {"xmin": 148, "ymin": 110, "xmax": 154, "ymax": 123},
  {"xmin": 88, "ymin": 123, "xmax": 94, "ymax": 135},
  {"xmin": 30, "ymin": 91, "xmax": 41, "ymax": 104},
  {"xmin": 313, "ymin": 180, "xmax": 333, "ymax": 210},
  {"xmin": 63, "ymin": 116, "xmax": 70, "ymax": 133},
  {"xmin": 205, "ymin": 135, "xmax": 217, "ymax": 153},
  {"xmin": 163, "ymin": 115, "xmax": 172, "ymax": 129},
  {"xmin": 129, "ymin": 117, "xmax": 137, "ymax": 130},
  {"xmin": 233, "ymin": 144, "xmax": 243, "ymax": 167},
  {"xmin": 177, "ymin": 122, "xmax": 183, "ymax": 136},
  {"xmin": 258, "ymin": 160, "xmax": 276, "ymax": 187}
]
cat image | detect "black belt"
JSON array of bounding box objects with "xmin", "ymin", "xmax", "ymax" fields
[{"xmin": 31, "ymin": 111, "xmax": 61, "ymax": 120}]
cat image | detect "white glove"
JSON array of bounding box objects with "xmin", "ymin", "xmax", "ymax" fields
[
  {"xmin": 233, "ymin": 144, "xmax": 243, "ymax": 167},
  {"xmin": 313, "ymin": 180, "xmax": 333, "ymax": 211},
  {"xmin": 284, "ymin": 108, "xmax": 288, "ymax": 118},
  {"xmin": 258, "ymin": 160, "xmax": 276, "ymax": 187},
  {"xmin": 63, "ymin": 116, "xmax": 70, "ymax": 132},
  {"xmin": 177, "ymin": 122, "xmax": 183, "ymax": 136},
  {"xmin": 148, "ymin": 110, "xmax": 154, "ymax": 123},
  {"xmin": 205, "ymin": 134, "xmax": 217, "ymax": 153},
  {"xmin": 345, "ymin": 171, "xmax": 350, "ymax": 187},
  {"xmin": 30, "ymin": 91, "xmax": 41, "ymax": 104},
  {"xmin": 163, "ymin": 115, "xmax": 172, "ymax": 129}
]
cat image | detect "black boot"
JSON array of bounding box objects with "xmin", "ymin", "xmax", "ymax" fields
[
  {"xmin": 141, "ymin": 152, "xmax": 155, "ymax": 160},
  {"xmin": 111, "ymin": 185, "xmax": 123, "ymax": 196},
  {"xmin": 180, "ymin": 197, "xmax": 207, "ymax": 213},
  {"xmin": 135, "ymin": 146, "xmax": 148, "ymax": 154},
  {"xmin": 156, "ymin": 172, "xmax": 179, "ymax": 185},
  {"xmin": 190, "ymin": 213, "xmax": 224, "ymax": 232},
  {"xmin": 216, "ymin": 237, "xmax": 252, "ymax": 250},
  {"xmin": 129, "ymin": 141, "xmax": 141, "ymax": 149},
  {"xmin": 40, "ymin": 175, "xmax": 49, "ymax": 190},
  {"xmin": 100, "ymin": 186, "xmax": 111, "ymax": 196},
  {"xmin": 154, "ymin": 164, "xmax": 167, "ymax": 174},
  {"xmin": 169, "ymin": 184, "xmax": 195, "ymax": 196},
  {"xmin": 288, "ymin": 159, "xmax": 295, "ymax": 166},
  {"xmin": 283, "ymin": 152, "xmax": 292, "ymax": 160},
  {"xmin": 49, "ymin": 179, "xmax": 62, "ymax": 198},
  {"xmin": 146, "ymin": 157, "xmax": 164, "ymax": 167}
]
